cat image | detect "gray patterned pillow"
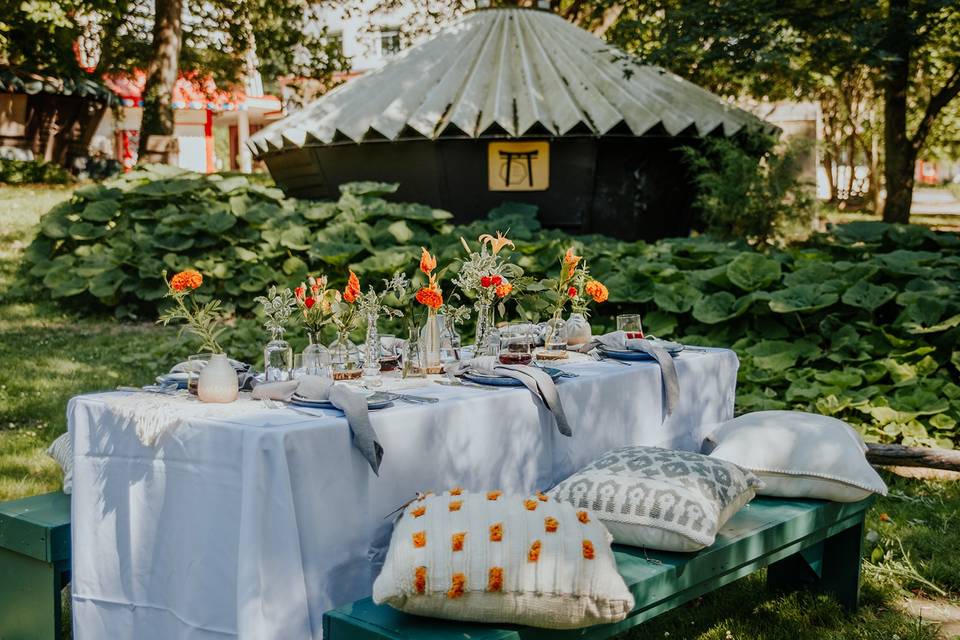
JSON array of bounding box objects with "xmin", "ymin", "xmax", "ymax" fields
[
  {"xmin": 549, "ymin": 446, "xmax": 762, "ymax": 552},
  {"xmin": 46, "ymin": 432, "xmax": 73, "ymax": 495}
]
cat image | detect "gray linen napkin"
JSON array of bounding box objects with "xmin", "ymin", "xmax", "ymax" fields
[
  {"xmin": 445, "ymin": 356, "xmax": 572, "ymax": 437},
  {"xmin": 252, "ymin": 376, "xmax": 384, "ymax": 475},
  {"xmin": 577, "ymin": 331, "xmax": 681, "ymax": 419}
]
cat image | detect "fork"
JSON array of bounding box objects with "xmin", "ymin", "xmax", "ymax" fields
[
  {"xmin": 590, "ymin": 350, "xmax": 631, "ymax": 366},
  {"xmin": 261, "ymin": 397, "xmax": 327, "ymax": 417}
]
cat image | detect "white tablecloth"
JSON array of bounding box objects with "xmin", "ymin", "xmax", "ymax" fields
[{"xmin": 69, "ymin": 349, "xmax": 738, "ymax": 640}]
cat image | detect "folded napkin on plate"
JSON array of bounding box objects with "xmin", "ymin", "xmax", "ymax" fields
[
  {"xmin": 445, "ymin": 356, "xmax": 572, "ymax": 437},
  {"xmin": 252, "ymin": 376, "xmax": 384, "ymax": 475},
  {"xmin": 575, "ymin": 331, "xmax": 680, "ymax": 419}
]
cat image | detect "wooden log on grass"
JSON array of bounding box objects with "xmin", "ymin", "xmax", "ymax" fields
[{"xmin": 866, "ymin": 443, "xmax": 960, "ymax": 472}]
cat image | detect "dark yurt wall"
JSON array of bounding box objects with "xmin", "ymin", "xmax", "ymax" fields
[{"xmin": 249, "ymin": 7, "xmax": 778, "ymax": 242}]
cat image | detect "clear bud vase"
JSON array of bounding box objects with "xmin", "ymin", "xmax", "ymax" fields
[
  {"xmin": 402, "ymin": 321, "xmax": 426, "ymax": 379},
  {"xmin": 264, "ymin": 328, "xmax": 293, "ymax": 382},
  {"xmin": 363, "ymin": 313, "xmax": 383, "ymax": 386},
  {"xmin": 474, "ymin": 302, "xmax": 499, "ymax": 356},
  {"xmin": 419, "ymin": 308, "xmax": 443, "ymax": 374},
  {"xmin": 543, "ymin": 310, "xmax": 569, "ymax": 359},
  {"xmin": 329, "ymin": 330, "xmax": 361, "ymax": 381},
  {"xmin": 303, "ymin": 331, "xmax": 331, "ymax": 378}
]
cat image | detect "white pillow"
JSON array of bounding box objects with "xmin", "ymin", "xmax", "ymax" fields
[
  {"xmin": 706, "ymin": 411, "xmax": 887, "ymax": 502},
  {"xmin": 46, "ymin": 432, "xmax": 73, "ymax": 494},
  {"xmin": 549, "ymin": 446, "xmax": 762, "ymax": 553},
  {"xmin": 373, "ymin": 489, "xmax": 634, "ymax": 629}
]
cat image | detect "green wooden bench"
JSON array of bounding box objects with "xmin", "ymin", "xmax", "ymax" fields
[
  {"xmin": 324, "ymin": 496, "xmax": 874, "ymax": 639},
  {"xmin": 0, "ymin": 491, "xmax": 72, "ymax": 640}
]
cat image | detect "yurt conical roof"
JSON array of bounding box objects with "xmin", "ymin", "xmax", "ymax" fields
[{"xmin": 249, "ymin": 8, "xmax": 775, "ymax": 155}]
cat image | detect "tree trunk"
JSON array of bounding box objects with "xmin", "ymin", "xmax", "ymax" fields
[
  {"xmin": 867, "ymin": 443, "xmax": 960, "ymax": 472},
  {"xmin": 881, "ymin": 0, "xmax": 914, "ymax": 224},
  {"xmin": 138, "ymin": 0, "xmax": 183, "ymax": 159}
]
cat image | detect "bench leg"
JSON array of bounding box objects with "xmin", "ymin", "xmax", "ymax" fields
[
  {"xmin": 0, "ymin": 547, "xmax": 61, "ymax": 639},
  {"xmin": 767, "ymin": 519, "xmax": 864, "ymax": 612}
]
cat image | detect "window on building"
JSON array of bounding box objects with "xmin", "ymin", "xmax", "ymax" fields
[{"xmin": 379, "ymin": 29, "xmax": 401, "ymax": 57}]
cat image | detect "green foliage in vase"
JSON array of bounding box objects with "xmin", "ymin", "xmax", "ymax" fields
[{"xmin": 17, "ymin": 172, "xmax": 960, "ymax": 448}]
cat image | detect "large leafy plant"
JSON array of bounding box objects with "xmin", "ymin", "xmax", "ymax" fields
[{"xmin": 19, "ymin": 171, "xmax": 960, "ymax": 449}]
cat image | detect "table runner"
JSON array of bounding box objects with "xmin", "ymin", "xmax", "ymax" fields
[{"xmin": 69, "ymin": 348, "xmax": 738, "ymax": 640}]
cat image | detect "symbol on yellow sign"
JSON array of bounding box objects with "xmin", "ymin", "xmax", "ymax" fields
[{"xmin": 487, "ymin": 141, "xmax": 549, "ymax": 191}]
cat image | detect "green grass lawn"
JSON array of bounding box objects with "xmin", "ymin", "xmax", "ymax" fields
[{"xmin": 1, "ymin": 183, "xmax": 958, "ymax": 639}]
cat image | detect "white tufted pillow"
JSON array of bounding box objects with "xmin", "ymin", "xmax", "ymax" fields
[
  {"xmin": 706, "ymin": 411, "xmax": 887, "ymax": 502},
  {"xmin": 373, "ymin": 489, "xmax": 634, "ymax": 629},
  {"xmin": 46, "ymin": 432, "xmax": 73, "ymax": 494},
  {"xmin": 549, "ymin": 446, "xmax": 762, "ymax": 552}
]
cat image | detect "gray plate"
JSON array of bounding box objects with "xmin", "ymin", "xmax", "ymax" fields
[{"xmin": 290, "ymin": 391, "xmax": 399, "ymax": 410}]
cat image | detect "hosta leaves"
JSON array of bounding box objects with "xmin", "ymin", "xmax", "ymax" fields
[
  {"xmin": 81, "ymin": 199, "xmax": 119, "ymax": 221},
  {"xmin": 726, "ymin": 253, "xmax": 782, "ymax": 291},
  {"xmin": 746, "ymin": 339, "xmax": 821, "ymax": 370},
  {"xmin": 842, "ymin": 280, "xmax": 896, "ymax": 311},
  {"xmin": 653, "ymin": 281, "xmax": 701, "ymax": 313},
  {"xmin": 768, "ymin": 285, "xmax": 838, "ymax": 313}
]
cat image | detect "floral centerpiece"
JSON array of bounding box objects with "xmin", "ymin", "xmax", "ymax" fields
[
  {"xmin": 543, "ymin": 248, "xmax": 608, "ymax": 351},
  {"xmin": 452, "ymin": 231, "xmax": 524, "ymax": 354},
  {"xmin": 415, "ymin": 247, "xmax": 446, "ymax": 373},
  {"xmin": 158, "ymin": 269, "xmax": 235, "ymax": 401},
  {"xmin": 328, "ymin": 270, "xmax": 364, "ymax": 379},
  {"xmin": 294, "ymin": 274, "xmax": 339, "ymax": 375}
]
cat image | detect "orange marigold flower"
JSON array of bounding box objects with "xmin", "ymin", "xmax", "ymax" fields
[
  {"xmin": 487, "ymin": 491, "xmax": 502, "ymax": 501},
  {"xmin": 415, "ymin": 286, "xmax": 443, "ymax": 310},
  {"xmin": 494, "ymin": 283, "xmax": 513, "ymax": 298},
  {"xmin": 343, "ymin": 270, "xmax": 361, "ymax": 303},
  {"xmin": 411, "ymin": 506, "xmax": 426, "ymax": 518},
  {"xmin": 419, "ymin": 247, "xmax": 437, "ymax": 276},
  {"xmin": 170, "ymin": 270, "xmax": 202, "ymax": 292},
  {"xmin": 448, "ymin": 500, "xmax": 463, "ymax": 512},
  {"xmin": 585, "ymin": 280, "xmax": 608, "ymax": 303},
  {"xmin": 577, "ymin": 511, "xmax": 590, "ymax": 524},
  {"xmin": 451, "ymin": 532, "xmax": 466, "ymax": 552},
  {"xmin": 487, "ymin": 567, "xmax": 504, "ymax": 592},
  {"xmin": 412, "ymin": 531, "xmax": 426, "ymax": 548},
  {"xmin": 490, "ymin": 523, "xmax": 503, "ymax": 542},
  {"xmin": 414, "ymin": 566, "xmax": 427, "ymax": 594},
  {"xmin": 447, "ymin": 573, "xmax": 466, "ymax": 599},
  {"xmin": 449, "ymin": 487, "xmax": 463, "ymax": 496},
  {"xmin": 582, "ymin": 540, "xmax": 595, "ymax": 560},
  {"xmin": 544, "ymin": 517, "xmax": 559, "ymax": 533},
  {"xmin": 536, "ymin": 492, "xmax": 549, "ymax": 502},
  {"xmin": 524, "ymin": 499, "xmax": 538, "ymax": 511},
  {"xmin": 528, "ymin": 540, "xmax": 541, "ymax": 562}
]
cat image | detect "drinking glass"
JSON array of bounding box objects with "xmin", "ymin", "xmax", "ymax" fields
[
  {"xmin": 379, "ymin": 334, "xmax": 400, "ymax": 372},
  {"xmin": 186, "ymin": 353, "xmax": 211, "ymax": 395},
  {"xmin": 499, "ymin": 324, "xmax": 534, "ymax": 366},
  {"xmin": 616, "ymin": 314, "xmax": 644, "ymax": 339},
  {"xmin": 291, "ymin": 354, "xmax": 307, "ymax": 380}
]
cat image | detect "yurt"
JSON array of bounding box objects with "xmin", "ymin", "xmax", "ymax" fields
[{"xmin": 249, "ymin": 6, "xmax": 777, "ymax": 241}]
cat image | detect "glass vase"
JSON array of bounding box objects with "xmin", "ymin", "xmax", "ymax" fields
[
  {"xmin": 565, "ymin": 312, "xmax": 593, "ymax": 346},
  {"xmin": 439, "ymin": 314, "xmax": 461, "ymax": 367},
  {"xmin": 329, "ymin": 330, "xmax": 362, "ymax": 380},
  {"xmin": 363, "ymin": 312, "xmax": 382, "ymax": 386},
  {"xmin": 302, "ymin": 331, "xmax": 331, "ymax": 378},
  {"xmin": 542, "ymin": 310, "xmax": 569, "ymax": 359},
  {"xmin": 419, "ymin": 309, "xmax": 443, "ymax": 373},
  {"xmin": 264, "ymin": 329, "xmax": 293, "ymax": 382},
  {"xmin": 474, "ymin": 302, "xmax": 499, "ymax": 356},
  {"xmin": 402, "ymin": 321, "xmax": 426, "ymax": 379}
]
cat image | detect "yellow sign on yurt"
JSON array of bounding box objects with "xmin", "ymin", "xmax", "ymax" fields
[{"xmin": 487, "ymin": 141, "xmax": 549, "ymax": 191}]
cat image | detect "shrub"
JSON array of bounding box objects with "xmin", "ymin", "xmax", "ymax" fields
[
  {"xmin": 683, "ymin": 135, "xmax": 814, "ymax": 245},
  {"xmin": 0, "ymin": 157, "xmax": 73, "ymax": 185},
  {"xmin": 18, "ymin": 171, "xmax": 960, "ymax": 449}
]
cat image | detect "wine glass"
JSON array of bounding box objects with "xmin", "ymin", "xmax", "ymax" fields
[{"xmin": 616, "ymin": 314, "xmax": 644, "ymax": 339}]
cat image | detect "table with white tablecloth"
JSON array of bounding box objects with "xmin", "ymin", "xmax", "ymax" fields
[{"xmin": 68, "ymin": 348, "xmax": 739, "ymax": 640}]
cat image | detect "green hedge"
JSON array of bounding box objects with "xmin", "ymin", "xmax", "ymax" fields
[
  {"xmin": 18, "ymin": 167, "xmax": 960, "ymax": 449},
  {"xmin": 0, "ymin": 157, "xmax": 73, "ymax": 185}
]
